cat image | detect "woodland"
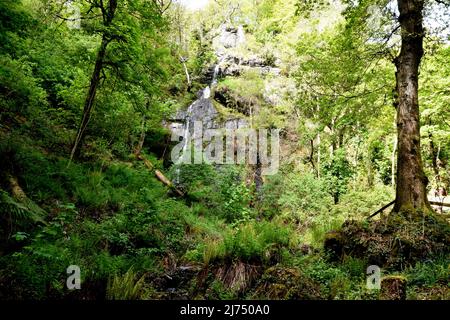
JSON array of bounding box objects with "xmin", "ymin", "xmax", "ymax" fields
[{"xmin": 0, "ymin": 0, "xmax": 449, "ymax": 300}]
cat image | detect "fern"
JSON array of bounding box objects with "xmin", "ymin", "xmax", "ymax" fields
[
  {"xmin": 106, "ymin": 267, "xmax": 146, "ymax": 300},
  {"xmin": 0, "ymin": 189, "xmax": 45, "ymax": 226}
]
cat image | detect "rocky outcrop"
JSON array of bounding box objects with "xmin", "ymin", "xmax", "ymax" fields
[
  {"xmin": 168, "ymin": 91, "xmax": 248, "ymax": 137},
  {"xmin": 214, "ymin": 25, "xmax": 246, "ymax": 49},
  {"xmin": 211, "ymin": 24, "xmax": 282, "ymax": 78},
  {"xmin": 215, "ymin": 53, "xmax": 282, "ymax": 78}
]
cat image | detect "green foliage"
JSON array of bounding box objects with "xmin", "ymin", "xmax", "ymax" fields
[
  {"xmin": 106, "ymin": 267, "xmax": 146, "ymax": 300},
  {"xmin": 332, "ymin": 184, "xmax": 394, "ymax": 219},
  {"xmin": 196, "ymin": 219, "xmax": 296, "ymax": 265},
  {"xmin": 170, "ymin": 164, "xmax": 254, "ymax": 223},
  {"xmin": 405, "ymin": 257, "xmax": 450, "ymax": 287},
  {"xmin": 277, "ymin": 171, "xmax": 333, "ymax": 222},
  {"xmin": 323, "ymin": 149, "xmax": 354, "ymax": 203},
  {"xmin": 1, "ymin": 0, "xmax": 449, "ymax": 301},
  {"xmin": 0, "ymin": 190, "xmax": 35, "ymax": 225}
]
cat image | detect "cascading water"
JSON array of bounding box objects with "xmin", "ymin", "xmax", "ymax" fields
[
  {"xmin": 237, "ymin": 25, "xmax": 246, "ymax": 46},
  {"xmin": 175, "ymin": 103, "xmax": 193, "ymax": 185},
  {"xmin": 174, "ymin": 63, "xmax": 221, "ymax": 185},
  {"xmin": 203, "ymin": 86, "xmax": 211, "ymax": 99},
  {"xmin": 173, "ymin": 24, "xmax": 247, "ymax": 187},
  {"xmin": 212, "ymin": 64, "xmax": 220, "ymax": 85}
]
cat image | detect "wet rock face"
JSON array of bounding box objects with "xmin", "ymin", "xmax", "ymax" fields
[
  {"xmin": 216, "ymin": 25, "xmax": 246, "ymax": 49},
  {"xmin": 168, "ymin": 24, "xmax": 269, "ymax": 147},
  {"xmin": 168, "ymin": 92, "xmax": 248, "ymax": 141},
  {"xmin": 170, "ymin": 97, "xmax": 220, "ymax": 131}
]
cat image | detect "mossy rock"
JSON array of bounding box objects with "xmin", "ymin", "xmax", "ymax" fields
[
  {"xmin": 324, "ymin": 214, "xmax": 450, "ymax": 270},
  {"xmin": 251, "ymin": 266, "xmax": 325, "ymax": 300},
  {"xmin": 324, "ymin": 230, "xmax": 344, "ymax": 261}
]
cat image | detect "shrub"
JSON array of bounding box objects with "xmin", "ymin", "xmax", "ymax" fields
[{"xmin": 277, "ymin": 172, "xmax": 333, "ymax": 224}]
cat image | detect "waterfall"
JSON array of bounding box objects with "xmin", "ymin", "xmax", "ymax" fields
[
  {"xmin": 175, "ymin": 55, "xmax": 224, "ymax": 185},
  {"xmin": 175, "ymin": 102, "xmax": 194, "ymax": 185},
  {"xmin": 212, "ymin": 64, "xmax": 220, "ymax": 85},
  {"xmin": 203, "ymin": 86, "xmax": 211, "ymax": 99},
  {"xmin": 237, "ymin": 25, "xmax": 246, "ymax": 46},
  {"xmin": 180, "ymin": 103, "xmax": 194, "ymax": 162},
  {"xmin": 173, "ymin": 24, "xmax": 247, "ymax": 187}
]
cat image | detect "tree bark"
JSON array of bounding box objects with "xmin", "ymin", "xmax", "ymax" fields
[
  {"xmin": 309, "ymin": 139, "xmax": 318, "ymax": 177},
  {"xmin": 393, "ymin": 0, "xmax": 431, "ymax": 213},
  {"xmin": 179, "ymin": 55, "xmax": 191, "ymax": 91},
  {"xmin": 391, "ymin": 135, "xmax": 397, "ymax": 188},
  {"xmin": 7, "ymin": 174, "xmax": 27, "ymax": 202}
]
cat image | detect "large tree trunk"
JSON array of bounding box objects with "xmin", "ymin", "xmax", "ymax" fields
[
  {"xmin": 391, "ymin": 135, "xmax": 397, "ymax": 188},
  {"xmin": 393, "ymin": 0, "xmax": 430, "ymax": 213}
]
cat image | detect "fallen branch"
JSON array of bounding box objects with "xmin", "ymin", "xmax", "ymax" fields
[
  {"xmin": 5, "ymin": 173, "xmax": 46, "ymax": 224},
  {"xmin": 368, "ymin": 199, "xmax": 450, "ymax": 220},
  {"xmin": 368, "ymin": 200, "xmax": 395, "ymax": 220},
  {"xmin": 136, "ymin": 154, "xmax": 184, "ymax": 197}
]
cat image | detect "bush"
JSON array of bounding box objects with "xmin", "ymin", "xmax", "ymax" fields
[{"xmin": 277, "ymin": 172, "xmax": 333, "ymax": 224}]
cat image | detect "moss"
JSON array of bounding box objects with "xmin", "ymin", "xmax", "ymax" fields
[
  {"xmin": 407, "ymin": 285, "xmax": 450, "ymax": 300},
  {"xmin": 324, "ymin": 230, "xmax": 344, "ymax": 261},
  {"xmin": 211, "ymin": 99, "xmax": 247, "ymax": 122},
  {"xmin": 250, "ymin": 266, "xmax": 325, "ymax": 300},
  {"xmin": 380, "ymin": 275, "xmax": 407, "ymax": 300},
  {"xmin": 324, "ymin": 214, "xmax": 450, "ymax": 270}
]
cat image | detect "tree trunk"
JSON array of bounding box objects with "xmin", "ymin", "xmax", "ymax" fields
[
  {"xmin": 309, "ymin": 139, "xmax": 318, "ymax": 177},
  {"xmin": 393, "ymin": 0, "xmax": 430, "ymax": 213},
  {"xmin": 69, "ymin": 0, "xmax": 117, "ymax": 163},
  {"xmin": 179, "ymin": 55, "xmax": 191, "ymax": 90},
  {"xmin": 69, "ymin": 36, "xmax": 108, "ymax": 162},
  {"xmin": 134, "ymin": 116, "xmax": 147, "ymax": 156},
  {"xmin": 317, "ymin": 132, "xmax": 321, "ymax": 179},
  {"xmin": 391, "ymin": 135, "xmax": 397, "ymax": 188},
  {"xmin": 428, "ymin": 131, "xmax": 440, "ymax": 182},
  {"xmin": 137, "ymin": 154, "xmax": 185, "ymax": 197}
]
